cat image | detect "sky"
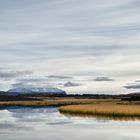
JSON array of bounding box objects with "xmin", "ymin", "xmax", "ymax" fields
[{"xmin": 0, "ymin": 0, "xmax": 140, "ymax": 94}]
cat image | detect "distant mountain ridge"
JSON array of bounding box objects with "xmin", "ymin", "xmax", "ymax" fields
[{"xmin": 7, "ymin": 87, "xmax": 66, "ymax": 96}]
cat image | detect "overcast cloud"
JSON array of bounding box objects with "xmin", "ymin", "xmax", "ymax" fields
[
  {"xmin": 93, "ymin": 77, "xmax": 115, "ymax": 82},
  {"xmin": 124, "ymin": 83, "xmax": 140, "ymax": 89},
  {"xmin": 0, "ymin": 0, "xmax": 140, "ymax": 94},
  {"xmin": 0, "ymin": 70, "xmax": 33, "ymax": 79}
]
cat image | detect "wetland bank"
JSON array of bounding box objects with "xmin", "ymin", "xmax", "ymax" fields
[{"xmin": 0, "ymin": 94, "xmax": 140, "ymax": 120}]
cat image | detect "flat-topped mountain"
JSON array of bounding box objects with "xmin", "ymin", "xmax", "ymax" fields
[{"xmin": 7, "ymin": 87, "xmax": 66, "ymax": 96}]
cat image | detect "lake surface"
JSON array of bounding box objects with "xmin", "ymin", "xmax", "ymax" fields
[{"xmin": 0, "ymin": 107, "xmax": 140, "ymax": 140}]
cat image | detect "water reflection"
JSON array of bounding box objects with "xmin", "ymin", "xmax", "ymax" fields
[
  {"xmin": 60, "ymin": 112, "xmax": 140, "ymax": 121},
  {"xmin": 0, "ymin": 107, "xmax": 140, "ymax": 140}
]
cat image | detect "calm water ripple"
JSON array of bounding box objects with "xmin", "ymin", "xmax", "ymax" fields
[{"xmin": 0, "ymin": 107, "xmax": 140, "ymax": 140}]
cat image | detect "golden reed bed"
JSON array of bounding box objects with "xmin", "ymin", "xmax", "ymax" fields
[{"xmin": 59, "ymin": 104, "xmax": 140, "ymax": 120}]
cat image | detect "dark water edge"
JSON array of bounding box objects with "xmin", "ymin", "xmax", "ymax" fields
[
  {"xmin": 0, "ymin": 105, "xmax": 58, "ymax": 110},
  {"xmin": 60, "ymin": 111, "xmax": 140, "ymax": 121}
]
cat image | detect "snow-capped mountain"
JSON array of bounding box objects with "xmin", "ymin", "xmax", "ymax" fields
[{"xmin": 8, "ymin": 87, "xmax": 66, "ymax": 95}]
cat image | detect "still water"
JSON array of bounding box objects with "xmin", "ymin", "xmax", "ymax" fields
[{"xmin": 0, "ymin": 107, "xmax": 140, "ymax": 140}]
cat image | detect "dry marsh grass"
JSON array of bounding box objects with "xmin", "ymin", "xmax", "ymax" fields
[
  {"xmin": 0, "ymin": 98, "xmax": 95, "ymax": 108},
  {"xmin": 59, "ymin": 104, "xmax": 140, "ymax": 120}
]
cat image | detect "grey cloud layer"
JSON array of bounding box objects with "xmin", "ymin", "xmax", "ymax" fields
[
  {"xmin": 1, "ymin": 0, "xmax": 140, "ymax": 58},
  {"xmin": 46, "ymin": 75, "xmax": 73, "ymax": 80},
  {"xmin": 93, "ymin": 77, "xmax": 114, "ymax": 82},
  {"xmin": 0, "ymin": 70, "xmax": 33, "ymax": 79},
  {"xmin": 124, "ymin": 84, "xmax": 140, "ymax": 89},
  {"xmin": 63, "ymin": 81, "xmax": 82, "ymax": 87}
]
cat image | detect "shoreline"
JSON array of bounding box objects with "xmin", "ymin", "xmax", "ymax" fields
[{"xmin": 0, "ymin": 95, "xmax": 140, "ymax": 120}]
